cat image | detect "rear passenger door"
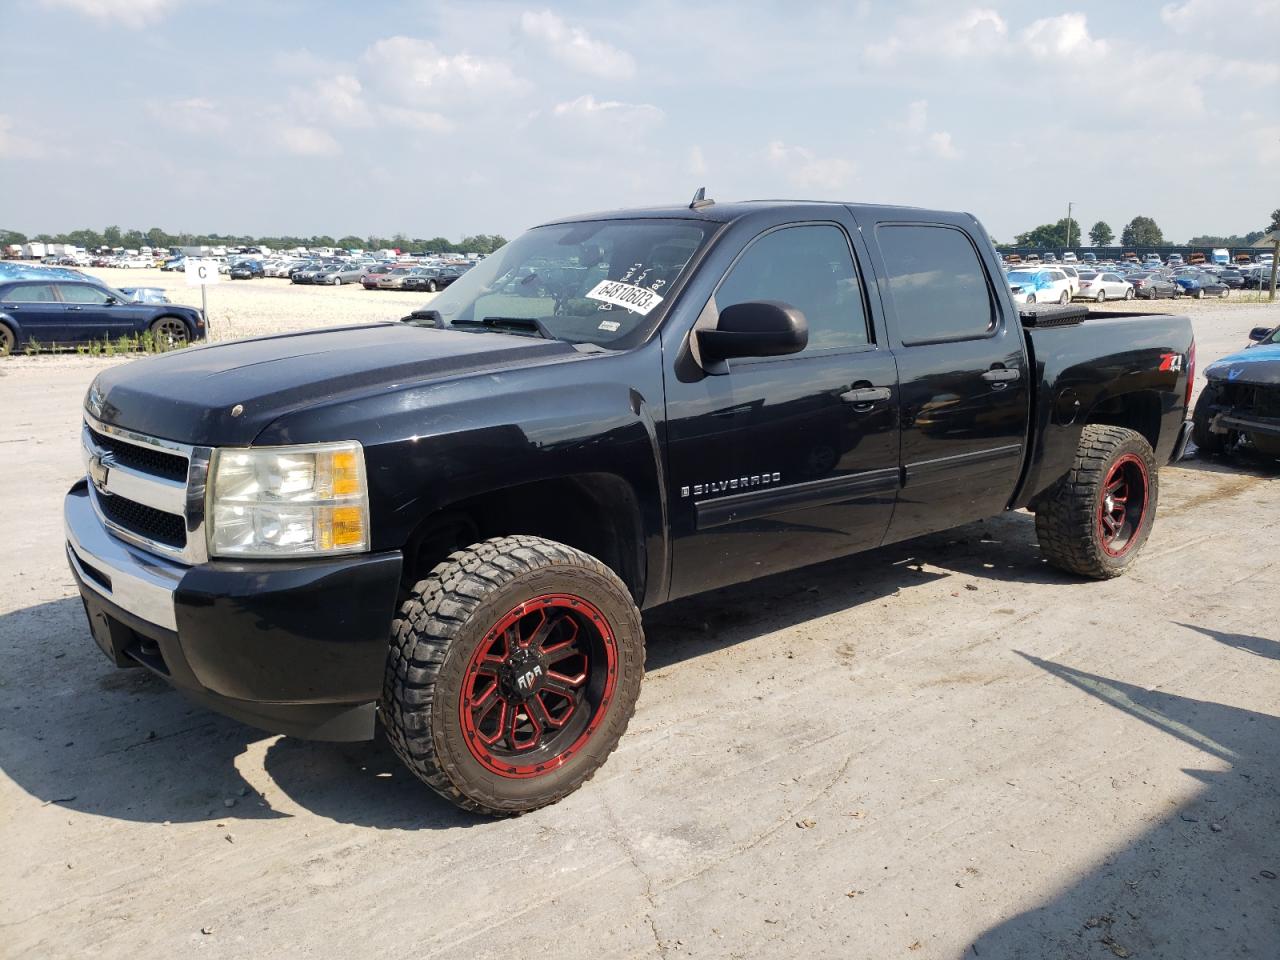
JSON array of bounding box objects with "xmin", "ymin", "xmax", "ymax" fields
[
  {"xmin": 854, "ymin": 215, "xmax": 1030, "ymax": 544},
  {"xmin": 0, "ymin": 283, "xmax": 71, "ymax": 344}
]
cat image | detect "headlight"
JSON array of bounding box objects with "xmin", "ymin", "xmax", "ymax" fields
[{"xmin": 207, "ymin": 441, "xmax": 370, "ymax": 558}]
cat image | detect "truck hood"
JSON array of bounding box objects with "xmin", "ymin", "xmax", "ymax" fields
[
  {"xmin": 1204, "ymin": 343, "xmax": 1280, "ymax": 387},
  {"xmin": 88, "ymin": 322, "xmax": 577, "ymax": 446}
]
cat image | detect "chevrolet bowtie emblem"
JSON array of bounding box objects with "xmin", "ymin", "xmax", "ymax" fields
[{"xmin": 88, "ymin": 453, "xmax": 111, "ymax": 492}]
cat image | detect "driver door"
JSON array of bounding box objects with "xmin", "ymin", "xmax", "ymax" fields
[{"xmin": 663, "ymin": 217, "xmax": 901, "ymax": 600}]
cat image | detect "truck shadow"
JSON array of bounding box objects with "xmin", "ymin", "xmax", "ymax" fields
[
  {"xmin": 0, "ymin": 509, "xmax": 1077, "ymax": 831},
  {"xmin": 0, "ymin": 597, "xmax": 476, "ymax": 829},
  {"xmin": 644, "ymin": 510, "xmax": 1070, "ymax": 670},
  {"xmin": 963, "ymin": 651, "xmax": 1278, "ymax": 959}
]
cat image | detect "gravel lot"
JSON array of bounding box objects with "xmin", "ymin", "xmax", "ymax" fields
[{"xmin": 1, "ymin": 288, "xmax": 1277, "ymax": 959}]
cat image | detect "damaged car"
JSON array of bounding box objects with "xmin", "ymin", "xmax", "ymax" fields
[{"xmin": 1192, "ymin": 325, "xmax": 1280, "ymax": 458}]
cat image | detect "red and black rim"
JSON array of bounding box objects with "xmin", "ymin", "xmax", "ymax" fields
[
  {"xmin": 1098, "ymin": 454, "xmax": 1149, "ymax": 557},
  {"xmin": 459, "ymin": 594, "xmax": 618, "ymax": 779}
]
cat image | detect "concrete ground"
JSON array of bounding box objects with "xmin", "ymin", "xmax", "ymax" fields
[{"xmin": 1, "ymin": 299, "xmax": 1277, "ymax": 959}]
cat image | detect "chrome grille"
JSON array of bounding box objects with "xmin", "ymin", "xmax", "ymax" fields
[{"xmin": 81, "ymin": 414, "xmax": 212, "ymax": 565}]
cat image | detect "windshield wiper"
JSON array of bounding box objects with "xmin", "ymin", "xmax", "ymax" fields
[{"xmin": 452, "ymin": 316, "xmax": 557, "ymax": 341}]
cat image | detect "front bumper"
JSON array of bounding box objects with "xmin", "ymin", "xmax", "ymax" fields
[{"xmin": 65, "ymin": 481, "xmax": 402, "ymax": 740}]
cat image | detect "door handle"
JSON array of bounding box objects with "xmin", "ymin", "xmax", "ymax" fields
[
  {"xmin": 841, "ymin": 386, "xmax": 892, "ymax": 404},
  {"xmin": 982, "ymin": 368, "xmax": 1021, "ymax": 382},
  {"xmin": 67, "ymin": 306, "xmax": 83, "ymax": 311}
]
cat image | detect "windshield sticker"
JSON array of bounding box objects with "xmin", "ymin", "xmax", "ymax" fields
[
  {"xmin": 598, "ymin": 319, "xmax": 621, "ymax": 332},
  {"xmin": 586, "ymin": 279, "xmax": 665, "ymax": 316}
]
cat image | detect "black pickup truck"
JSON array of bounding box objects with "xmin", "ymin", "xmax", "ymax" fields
[{"xmin": 65, "ymin": 200, "xmax": 1195, "ymax": 815}]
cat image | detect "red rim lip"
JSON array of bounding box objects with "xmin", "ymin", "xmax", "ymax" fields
[
  {"xmin": 458, "ymin": 594, "xmax": 618, "ymax": 780},
  {"xmin": 1098, "ymin": 453, "xmax": 1150, "ymax": 557}
]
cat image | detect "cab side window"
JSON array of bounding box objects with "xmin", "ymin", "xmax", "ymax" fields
[
  {"xmin": 714, "ymin": 224, "xmax": 869, "ymax": 353},
  {"xmin": 877, "ymin": 225, "xmax": 997, "ymax": 345}
]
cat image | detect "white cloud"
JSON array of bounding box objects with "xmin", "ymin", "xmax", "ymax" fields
[
  {"xmin": 1021, "ymin": 13, "xmax": 1108, "ymax": 60},
  {"xmin": 553, "ymin": 94, "xmax": 663, "ymax": 125},
  {"xmin": 866, "ymin": 7, "xmax": 1006, "ymax": 64},
  {"xmin": 520, "ymin": 10, "xmax": 636, "ymax": 79},
  {"xmin": 37, "ymin": 0, "xmax": 175, "ymax": 28},
  {"xmin": 274, "ymin": 125, "xmax": 341, "ymax": 157},
  {"xmin": 689, "ymin": 145, "xmax": 707, "ymax": 176},
  {"xmin": 147, "ymin": 97, "xmax": 230, "ymax": 135},
  {"xmin": 378, "ymin": 105, "xmax": 454, "ymax": 133},
  {"xmin": 905, "ymin": 100, "xmax": 928, "ymax": 134},
  {"xmin": 295, "ymin": 74, "xmax": 370, "ymax": 128},
  {"xmin": 0, "ymin": 114, "xmax": 45, "ymax": 159},
  {"xmin": 927, "ymin": 131, "xmax": 961, "ymax": 160},
  {"xmin": 766, "ymin": 141, "xmax": 854, "ymax": 192},
  {"xmin": 362, "ymin": 36, "xmax": 529, "ymax": 107}
]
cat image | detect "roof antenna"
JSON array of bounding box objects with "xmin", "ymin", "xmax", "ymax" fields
[{"xmin": 689, "ymin": 186, "xmax": 714, "ymax": 210}]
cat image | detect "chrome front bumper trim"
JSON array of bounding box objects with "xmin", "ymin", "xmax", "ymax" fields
[{"xmin": 65, "ymin": 486, "xmax": 184, "ymax": 632}]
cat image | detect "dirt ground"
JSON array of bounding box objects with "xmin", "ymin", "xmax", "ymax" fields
[{"xmin": 1, "ymin": 290, "xmax": 1277, "ymax": 959}]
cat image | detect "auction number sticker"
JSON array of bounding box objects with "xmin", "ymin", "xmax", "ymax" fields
[{"xmin": 585, "ymin": 279, "xmax": 665, "ymax": 315}]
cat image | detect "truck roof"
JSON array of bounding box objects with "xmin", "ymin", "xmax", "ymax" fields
[{"xmin": 539, "ymin": 199, "xmax": 957, "ymax": 227}]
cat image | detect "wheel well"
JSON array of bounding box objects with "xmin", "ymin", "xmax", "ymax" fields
[
  {"xmin": 402, "ymin": 474, "xmax": 646, "ymax": 602},
  {"xmin": 1085, "ymin": 390, "xmax": 1162, "ymax": 452}
]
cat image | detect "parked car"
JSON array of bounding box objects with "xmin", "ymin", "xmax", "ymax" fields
[
  {"xmin": 1062, "ymin": 251, "xmax": 1078, "ymax": 263},
  {"xmin": 291, "ymin": 261, "xmax": 339, "ymax": 284},
  {"xmin": 1006, "ymin": 268, "xmax": 1073, "ymax": 305},
  {"xmin": 64, "ymin": 198, "xmax": 1195, "ymax": 815},
  {"xmin": 313, "ymin": 262, "xmax": 368, "ymax": 285},
  {"xmin": 117, "ymin": 287, "xmax": 171, "ymax": 304},
  {"xmin": 1172, "ymin": 271, "xmax": 1229, "ymax": 299},
  {"xmin": 1080, "ymin": 252, "xmax": 1097, "ymax": 263},
  {"xmin": 402, "ymin": 267, "xmax": 463, "ymax": 293},
  {"xmin": 229, "ymin": 260, "xmax": 265, "ymax": 279},
  {"xmin": 376, "ymin": 266, "xmax": 422, "ymax": 289},
  {"xmin": 361, "ymin": 263, "xmax": 397, "ymax": 288},
  {"xmin": 0, "ymin": 279, "xmax": 204, "ymax": 353},
  {"xmin": 1127, "ymin": 273, "xmax": 1181, "ymax": 299},
  {"xmin": 1216, "ymin": 268, "xmax": 1245, "ymax": 289},
  {"xmin": 117, "ymin": 257, "xmax": 152, "ymax": 269},
  {"xmin": 1192, "ymin": 325, "xmax": 1280, "ymax": 458},
  {"xmin": 1075, "ymin": 271, "xmax": 1134, "ymax": 302}
]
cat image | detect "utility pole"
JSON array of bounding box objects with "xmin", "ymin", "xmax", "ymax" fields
[{"xmin": 1066, "ymin": 201, "xmax": 1073, "ymax": 250}]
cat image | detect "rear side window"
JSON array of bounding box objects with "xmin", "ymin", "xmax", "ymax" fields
[
  {"xmin": 5, "ymin": 283, "xmax": 57, "ymax": 302},
  {"xmin": 715, "ymin": 224, "xmax": 869, "ymax": 352},
  {"xmin": 877, "ymin": 225, "xmax": 997, "ymax": 345}
]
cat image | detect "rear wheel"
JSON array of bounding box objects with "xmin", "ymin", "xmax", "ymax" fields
[
  {"xmin": 1195, "ymin": 288, "xmax": 1205, "ymax": 300},
  {"xmin": 1125, "ymin": 287, "xmax": 1135, "ymax": 300},
  {"xmin": 149, "ymin": 316, "xmax": 188, "ymax": 350},
  {"xmin": 1034, "ymin": 425, "xmax": 1158, "ymax": 579},
  {"xmin": 381, "ymin": 536, "xmax": 644, "ymax": 816},
  {"xmin": 1095, "ymin": 289, "xmax": 1107, "ymax": 302}
]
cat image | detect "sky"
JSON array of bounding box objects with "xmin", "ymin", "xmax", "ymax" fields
[{"xmin": 1, "ymin": 0, "xmax": 1277, "ymax": 244}]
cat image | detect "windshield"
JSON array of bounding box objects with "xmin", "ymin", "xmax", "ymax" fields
[{"xmin": 414, "ymin": 219, "xmax": 717, "ymax": 346}]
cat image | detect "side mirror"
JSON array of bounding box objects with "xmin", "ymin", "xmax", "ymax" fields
[
  {"xmin": 697, "ymin": 300, "xmax": 807, "ymax": 363},
  {"xmin": 1247, "ymin": 326, "xmax": 1272, "ymax": 343}
]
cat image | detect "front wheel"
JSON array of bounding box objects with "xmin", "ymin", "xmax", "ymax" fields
[
  {"xmin": 1220, "ymin": 288, "xmax": 1229, "ymax": 299},
  {"xmin": 381, "ymin": 536, "xmax": 645, "ymax": 816},
  {"xmin": 1034, "ymin": 425, "xmax": 1158, "ymax": 579},
  {"xmin": 149, "ymin": 316, "xmax": 189, "ymax": 350},
  {"xmin": 1192, "ymin": 386, "xmax": 1227, "ymax": 456},
  {"xmin": 1059, "ymin": 290, "xmax": 1070, "ymax": 305},
  {"xmin": 332, "ymin": 276, "xmax": 342, "ymax": 285},
  {"xmin": 0, "ymin": 322, "xmax": 15, "ymax": 356},
  {"xmin": 427, "ymin": 280, "xmax": 438, "ymax": 293},
  {"xmin": 1026, "ymin": 293, "xmax": 1037, "ymax": 304}
]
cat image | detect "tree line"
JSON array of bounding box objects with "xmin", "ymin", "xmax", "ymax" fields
[
  {"xmin": 0, "ymin": 226, "xmax": 508, "ymax": 255},
  {"xmin": 1005, "ymin": 208, "xmax": 1280, "ymax": 249}
]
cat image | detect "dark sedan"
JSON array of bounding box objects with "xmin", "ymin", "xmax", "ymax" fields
[
  {"xmin": 401, "ymin": 267, "xmax": 463, "ymax": 292},
  {"xmin": 229, "ymin": 260, "xmax": 265, "ymax": 279},
  {"xmin": 1216, "ymin": 268, "xmax": 1245, "ymax": 289},
  {"xmin": 1127, "ymin": 273, "xmax": 1181, "ymax": 299},
  {"xmin": 0, "ymin": 279, "xmax": 204, "ymax": 354},
  {"xmin": 1173, "ymin": 271, "xmax": 1230, "ymax": 299}
]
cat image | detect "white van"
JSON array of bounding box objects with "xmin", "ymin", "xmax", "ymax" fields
[{"xmin": 1212, "ymin": 248, "xmax": 1230, "ymax": 265}]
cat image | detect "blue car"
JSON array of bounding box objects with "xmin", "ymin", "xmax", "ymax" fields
[
  {"xmin": 1171, "ymin": 270, "xmax": 1230, "ymax": 300},
  {"xmin": 0, "ymin": 278, "xmax": 205, "ymax": 355}
]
